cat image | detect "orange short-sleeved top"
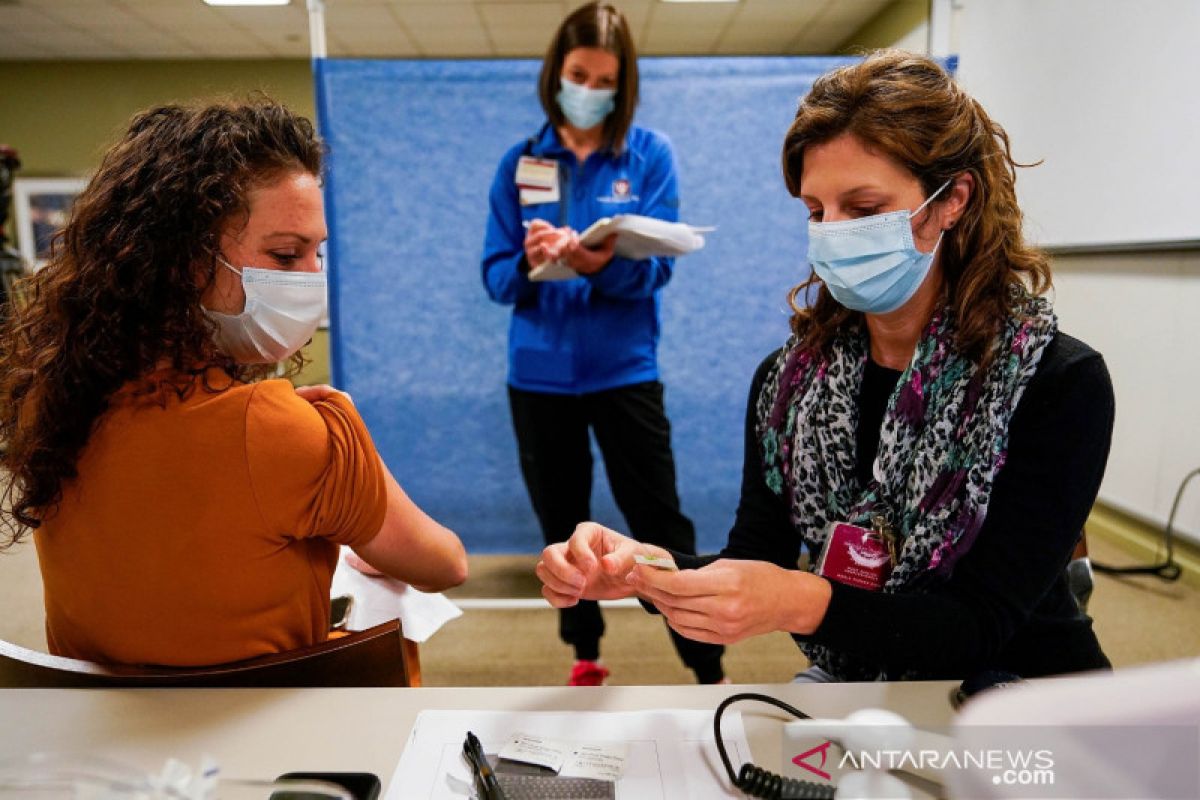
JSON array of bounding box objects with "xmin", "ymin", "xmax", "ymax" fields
[{"xmin": 34, "ymin": 370, "xmax": 387, "ymax": 666}]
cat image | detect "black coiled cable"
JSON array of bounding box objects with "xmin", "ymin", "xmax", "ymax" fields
[
  {"xmin": 1092, "ymin": 466, "xmax": 1197, "ymax": 582},
  {"xmin": 713, "ymin": 692, "xmax": 837, "ymax": 799}
]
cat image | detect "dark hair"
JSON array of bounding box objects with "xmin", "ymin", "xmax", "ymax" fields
[
  {"xmin": 538, "ymin": 2, "xmax": 639, "ymax": 153},
  {"xmin": 781, "ymin": 50, "xmax": 1052, "ymax": 363},
  {"xmin": 0, "ymin": 98, "xmax": 323, "ymax": 548}
]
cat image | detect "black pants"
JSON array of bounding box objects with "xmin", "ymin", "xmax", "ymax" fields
[{"xmin": 509, "ymin": 381, "xmax": 725, "ymax": 683}]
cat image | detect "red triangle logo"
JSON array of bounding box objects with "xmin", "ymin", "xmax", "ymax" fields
[{"xmin": 791, "ymin": 740, "xmax": 833, "ymax": 780}]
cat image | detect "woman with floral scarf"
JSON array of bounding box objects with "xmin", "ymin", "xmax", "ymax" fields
[{"xmin": 535, "ymin": 50, "xmax": 1112, "ymax": 682}]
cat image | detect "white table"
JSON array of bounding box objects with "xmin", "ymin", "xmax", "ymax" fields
[{"xmin": 0, "ymin": 682, "xmax": 959, "ymax": 794}]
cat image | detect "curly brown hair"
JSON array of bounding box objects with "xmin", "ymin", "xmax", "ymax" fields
[
  {"xmin": 781, "ymin": 50, "xmax": 1052, "ymax": 362},
  {"xmin": 0, "ymin": 98, "xmax": 323, "ymax": 548}
]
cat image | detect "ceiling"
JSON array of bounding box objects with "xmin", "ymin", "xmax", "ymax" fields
[{"xmin": 0, "ymin": 0, "xmax": 896, "ymax": 61}]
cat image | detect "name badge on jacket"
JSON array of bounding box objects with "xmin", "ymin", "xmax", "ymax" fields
[
  {"xmin": 814, "ymin": 521, "xmax": 895, "ymax": 591},
  {"xmin": 516, "ymin": 156, "xmax": 559, "ymax": 205}
]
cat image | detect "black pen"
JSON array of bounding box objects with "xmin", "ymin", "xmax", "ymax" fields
[{"xmin": 464, "ymin": 730, "xmax": 507, "ymax": 800}]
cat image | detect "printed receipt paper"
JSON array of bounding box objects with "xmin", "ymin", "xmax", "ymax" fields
[
  {"xmin": 500, "ymin": 733, "xmax": 627, "ymax": 781},
  {"xmin": 387, "ymin": 708, "xmax": 750, "ymax": 798},
  {"xmin": 528, "ymin": 214, "xmax": 714, "ymax": 282}
]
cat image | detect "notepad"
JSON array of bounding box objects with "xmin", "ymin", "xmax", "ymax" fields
[{"xmin": 528, "ymin": 214, "xmax": 714, "ymax": 282}]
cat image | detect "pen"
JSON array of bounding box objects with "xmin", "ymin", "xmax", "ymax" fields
[{"xmin": 464, "ymin": 730, "xmax": 507, "ymax": 800}]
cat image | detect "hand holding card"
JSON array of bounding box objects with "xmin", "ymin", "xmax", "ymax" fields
[{"xmin": 633, "ymin": 553, "xmax": 678, "ymax": 572}]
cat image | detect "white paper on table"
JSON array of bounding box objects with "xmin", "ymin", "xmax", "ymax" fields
[
  {"xmin": 498, "ymin": 733, "xmax": 569, "ymax": 772},
  {"xmin": 559, "ymin": 741, "xmax": 628, "ymax": 781},
  {"xmin": 386, "ymin": 709, "xmax": 749, "ymax": 799},
  {"xmin": 329, "ymin": 547, "xmax": 462, "ymax": 642}
]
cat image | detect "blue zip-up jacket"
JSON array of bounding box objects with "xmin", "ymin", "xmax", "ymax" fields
[{"xmin": 481, "ymin": 123, "xmax": 681, "ymax": 395}]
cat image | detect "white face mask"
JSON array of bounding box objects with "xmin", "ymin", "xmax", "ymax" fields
[{"xmin": 205, "ymin": 256, "xmax": 327, "ymax": 364}]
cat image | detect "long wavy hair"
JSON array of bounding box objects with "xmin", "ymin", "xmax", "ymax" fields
[
  {"xmin": 538, "ymin": 2, "xmax": 639, "ymax": 153},
  {"xmin": 0, "ymin": 99, "xmax": 323, "ymax": 548},
  {"xmin": 781, "ymin": 50, "xmax": 1051, "ymax": 362}
]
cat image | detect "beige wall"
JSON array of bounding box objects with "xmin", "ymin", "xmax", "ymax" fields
[
  {"xmin": 950, "ymin": 0, "xmax": 1200, "ymax": 546},
  {"xmin": 0, "ymin": 59, "xmax": 313, "ymax": 177},
  {"xmin": 1052, "ymin": 250, "xmax": 1200, "ymax": 543},
  {"xmin": 0, "ymin": 58, "xmax": 331, "ymax": 385},
  {"xmin": 838, "ymin": 0, "xmax": 928, "ymax": 53},
  {"xmin": 842, "ymin": 1, "xmax": 1200, "ymax": 553}
]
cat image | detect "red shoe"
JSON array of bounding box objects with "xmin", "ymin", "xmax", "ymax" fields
[{"xmin": 568, "ymin": 659, "xmax": 610, "ymax": 686}]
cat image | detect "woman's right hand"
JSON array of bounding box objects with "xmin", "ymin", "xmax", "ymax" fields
[
  {"xmin": 536, "ymin": 522, "xmax": 669, "ymax": 607},
  {"xmin": 523, "ymin": 219, "xmax": 572, "ymax": 269}
]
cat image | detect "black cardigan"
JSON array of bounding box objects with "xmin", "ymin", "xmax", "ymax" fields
[{"xmin": 673, "ymin": 331, "xmax": 1114, "ymax": 679}]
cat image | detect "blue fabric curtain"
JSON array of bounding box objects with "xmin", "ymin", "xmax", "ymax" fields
[{"xmin": 315, "ymin": 56, "xmax": 856, "ymax": 552}]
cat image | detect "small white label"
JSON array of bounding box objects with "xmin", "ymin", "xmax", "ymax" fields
[
  {"xmin": 498, "ymin": 732, "xmax": 569, "ymax": 772},
  {"xmin": 515, "ymin": 156, "xmax": 558, "ymax": 190},
  {"xmin": 559, "ymin": 742, "xmax": 628, "ymax": 781},
  {"xmin": 519, "ymin": 186, "xmax": 559, "ymax": 206},
  {"xmin": 516, "ymin": 156, "xmax": 559, "ymax": 206},
  {"xmin": 634, "ymin": 553, "xmax": 678, "ymax": 571}
]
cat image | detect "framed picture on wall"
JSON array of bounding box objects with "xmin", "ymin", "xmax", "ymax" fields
[{"xmin": 12, "ymin": 177, "xmax": 88, "ymax": 270}]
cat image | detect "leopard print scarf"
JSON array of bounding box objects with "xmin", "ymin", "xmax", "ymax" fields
[{"xmin": 756, "ymin": 291, "xmax": 1057, "ymax": 680}]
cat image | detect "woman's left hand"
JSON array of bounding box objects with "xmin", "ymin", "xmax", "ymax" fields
[
  {"xmin": 295, "ymin": 384, "xmax": 351, "ymax": 405},
  {"xmin": 627, "ymin": 559, "xmax": 832, "ymax": 645},
  {"xmin": 560, "ymin": 232, "xmax": 617, "ymax": 275}
]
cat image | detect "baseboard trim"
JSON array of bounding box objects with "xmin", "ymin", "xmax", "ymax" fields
[
  {"xmin": 1087, "ymin": 502, "xmax": 1200, "ymax": 588},
  {"xmin": 452, "ymin": 598, "xmax": 641, "ymax": 610}
]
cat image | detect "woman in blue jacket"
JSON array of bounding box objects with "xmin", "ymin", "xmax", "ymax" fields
[{"xmin": 481, "ymin": 2, "xmax": 724, "ymax": 686}]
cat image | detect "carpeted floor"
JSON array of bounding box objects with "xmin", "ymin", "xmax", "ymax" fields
[
  {"xmin": 425, "ymin": 537, "xmax": 1200, "ymax": 686},
  {"xmin": 1, "ymin": 534, "xmax": 1197, "ymax": 686}
]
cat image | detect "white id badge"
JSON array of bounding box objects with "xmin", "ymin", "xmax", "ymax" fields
[{"xmin": 516, "ymin": 156, "xmax": 559, "ymax": 205}]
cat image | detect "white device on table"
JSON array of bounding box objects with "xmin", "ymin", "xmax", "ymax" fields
[{"xmin": 951, "ymin": 658, "xmax": 1200, "ymax": 799}]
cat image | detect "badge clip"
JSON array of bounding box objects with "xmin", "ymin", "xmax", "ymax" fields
[{"xmin": 871, "ymin": 514, "xmax": 899, "ymax": 567}]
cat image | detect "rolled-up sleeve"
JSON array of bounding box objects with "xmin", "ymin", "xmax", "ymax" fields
[{"xmin": 245, "ymin": 382, "xmax": 387, "ymax": 549}]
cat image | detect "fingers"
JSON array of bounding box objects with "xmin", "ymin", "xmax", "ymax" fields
[
  {"xmin": 535, "ymin": 524, "xmax": 645, "ymax": 604},
  {"xmin": 649, "ymin": 597, "xmax": 744, "ymax": 645},
  {"xmin": 561, "ymin": 234, "xmax": 614, "ymax": 275},
  {"xmin": 664, "ymin": 619, "xmax": 729, "ymax": 646},
  {"xmin": 540, "ymin": 583, "xmax": 581, "ymax": 609},
  {"xmin": 524, "ymin": 226, "xmax": 570, "ymax": 265},
  {"xmin": 636, "ymin": 579, "xmax": 723, "ymax": 620},
  {"xmin": 593, "ymin": 232, "xmax": 618, "ymax": 256},
  {"xmin": 598, "ymin": 537, "xmax": 647, "ymax": 577},
  {"xmin": 628, "ymin": 563, "xmax": 721, "ymax": 600},
  {"xmin": 566, "ymin": 521, "xmax": 613, "ymax": 573},
  {"xmin": 535, "ymin": 558, "xmax": 582, "ymax": 598},
  {"xmin": 537, "ymin": 543, "xmax": 587, "ymax": 597},
  {"xmin": 294, "ymin": 384, "xmax": 346, "ymax": 403}
]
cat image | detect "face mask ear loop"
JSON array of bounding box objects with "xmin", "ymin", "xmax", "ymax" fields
[
  {"xmin": 908, "ymin": 177, "xmax": 955, "ymax": 247},
  {"xmin": 908, "ymin": 177, "xmax": 955, "ymax": 221},
  {"xmin": 215, "ymin": 255, "xmax": 242, "ymax": 277},
  {"xmin": 924, "ymin": 229, "xmax": 946, "ymax": 258}
]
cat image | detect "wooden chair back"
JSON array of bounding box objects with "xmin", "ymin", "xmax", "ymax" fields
[{"xmin": 0, "ymin": 620, "xmax": 420, "ymax": 688}]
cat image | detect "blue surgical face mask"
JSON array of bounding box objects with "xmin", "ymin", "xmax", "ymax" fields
[
  {"xmin": 556, "ymin": 77, "xmax": 616, "ymax": 130},
  {"xmin": 806, "ymin": 178, "xmax": 953, "ymax": 314}
]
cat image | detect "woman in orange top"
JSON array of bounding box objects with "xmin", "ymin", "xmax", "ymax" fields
[{"xmin": 0, "ymin": 100, "xmax": 467, "ymax": 666}]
